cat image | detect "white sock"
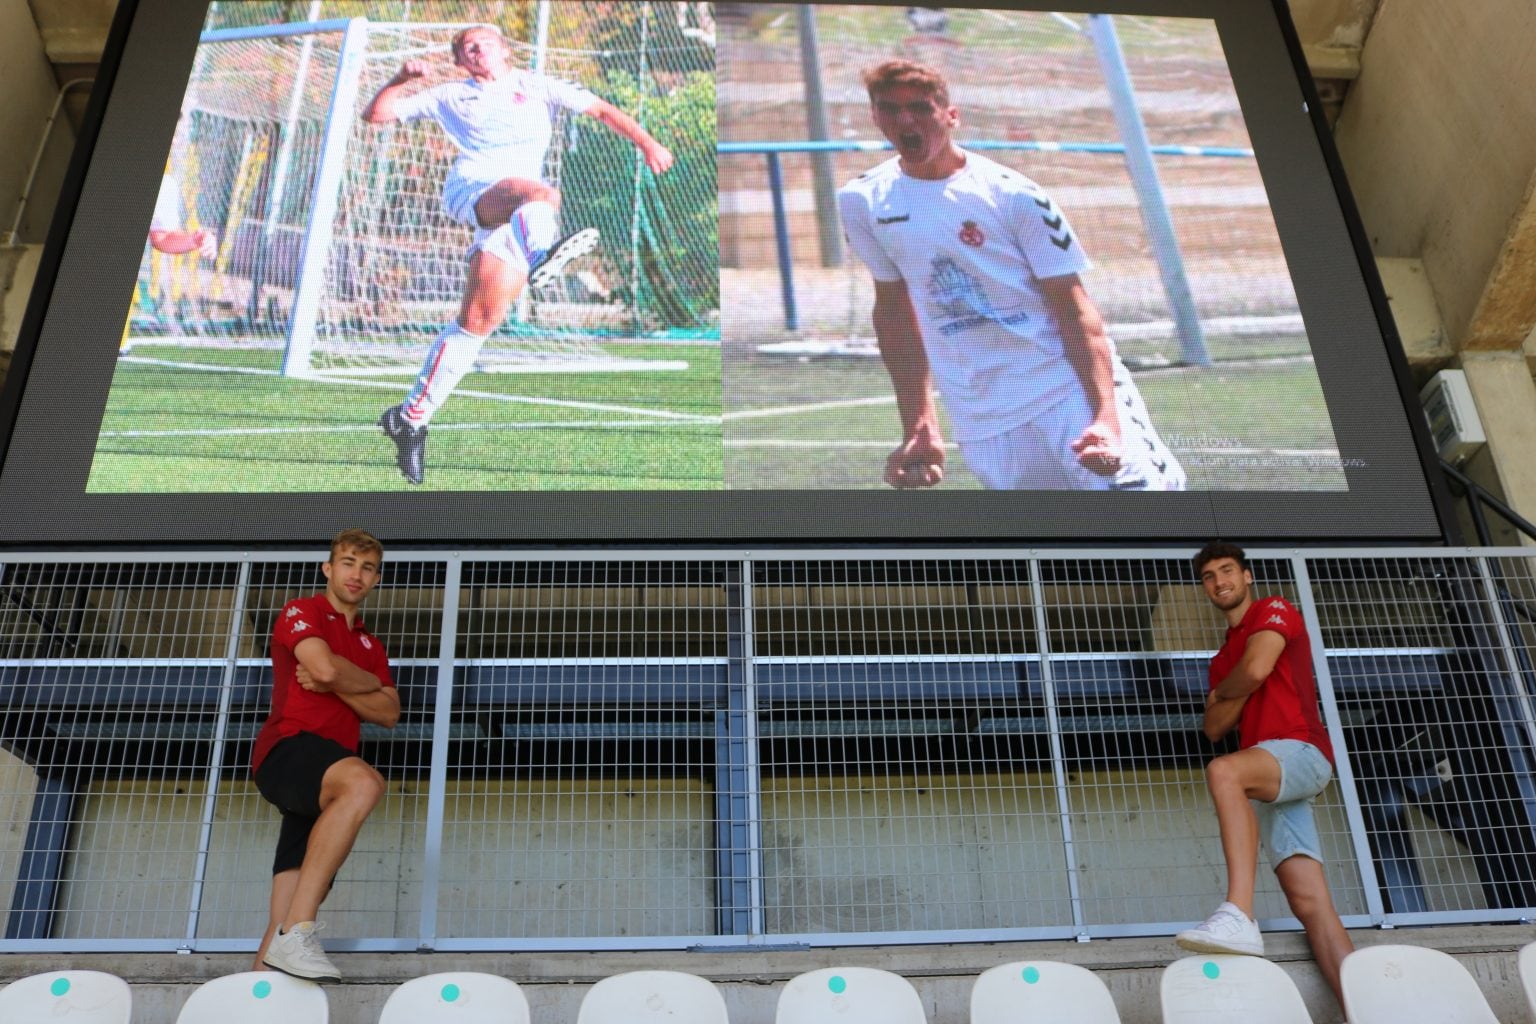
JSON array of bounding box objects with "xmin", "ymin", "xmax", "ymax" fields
[
  {"xmin": 513, "ymin": 200, "xmax": 559, "ymax": 259},
  {"xmin": 402, "ymin": 323, "xmax": 488, "ymax": 425}
]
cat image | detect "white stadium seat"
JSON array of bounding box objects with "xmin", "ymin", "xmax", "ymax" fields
[
  {"xmin": 971, "ymin": 960, "xmax": 1121, "ymax": 1023},
  {"xmin": 1341, "ymin": 945, "xmax": 1497, "ymax": 1024},
  {"xmin": 1162, "ymin": 955, "xmax": 1313, "ymax": 1023},
  {"xmin": 0, "ymin": 969, "xmax": 132, "ymax": 1023},
  {"xmin": 775, "ymin": 966, "xmax": 926, "ymax": 1024},
  {"xmin": 577, "ymin": 970, "xmax": 729, "ymax": 1023},
  {"xmin": 176, "ymin": 971, "xmax": 328, "ymax": 1023},
  {"xmin": 378, "ymin": 972, "xmax": 530, "ymax": 1024}
]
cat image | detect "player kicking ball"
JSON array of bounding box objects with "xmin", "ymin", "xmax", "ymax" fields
[{"xmin": 363, "ymin": 24, "xmax": 673, "ymax": 485}]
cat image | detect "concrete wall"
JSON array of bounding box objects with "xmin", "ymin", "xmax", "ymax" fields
[{"xmin": 1331, "ymin": 0, "xmax": 1536, "ymax": 532}]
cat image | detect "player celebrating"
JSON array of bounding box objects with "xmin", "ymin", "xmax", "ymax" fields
[
  {"xmin": 1180, "ymin": 542, "xmax": 1353, "ymax": 1013},
  {"xmin": 837, "ymin": 59, "xmax": 1184, "ymax": 491},
  {"xmin": 252, "ymin": 529, "xmax": 398, "ymax": 981},
  {"xmin": 363, "ymin": 24, "xmax": 674, "ymax": 485}
]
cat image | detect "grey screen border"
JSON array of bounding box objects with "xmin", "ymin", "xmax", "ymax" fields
[{"xmin": 0, "ymin": 0, "xmax": 1446, "ymax": 545}]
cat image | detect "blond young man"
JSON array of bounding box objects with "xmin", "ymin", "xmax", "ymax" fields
[{"xmin": 252, "ymin": 529, "xmax": 398, "ymax": 981}]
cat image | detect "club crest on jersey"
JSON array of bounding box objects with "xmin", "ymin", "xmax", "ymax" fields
[{"xmin": 959, "ymin": 220, "xmax": 985, "ymax": 247}]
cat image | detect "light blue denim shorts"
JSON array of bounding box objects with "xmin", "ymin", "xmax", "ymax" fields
[{"xmin": 1252, "ymin": 738, "xmax": 1333, "ymax": 866}]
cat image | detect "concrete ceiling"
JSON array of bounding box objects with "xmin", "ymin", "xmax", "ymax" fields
[{"xmin": 25, "ymin": 0, "xmax": 1378, "ymax": 122}]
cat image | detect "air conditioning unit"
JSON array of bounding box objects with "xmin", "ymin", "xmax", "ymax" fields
[{"xmin": 1419, "ymin": 369, "xmax": 1486, "ymax": 464}]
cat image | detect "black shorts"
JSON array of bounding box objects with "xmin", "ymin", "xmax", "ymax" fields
[{"xmin": 253, "ymin": 731, "xmax": 356, "ymax": 875}]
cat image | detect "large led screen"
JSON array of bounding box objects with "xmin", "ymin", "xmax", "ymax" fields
[{"xmin": 0, "ymin": 0, "xmax": 1447, "ymax": 544}]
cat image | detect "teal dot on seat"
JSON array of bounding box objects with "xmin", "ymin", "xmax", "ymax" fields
[
  {"xmin": 1022, "ymin": 966, "xmax": 1041, "ymax": 984},
  {"xmin": 253, "ymin": 980, "xmax": 272, "ymax": 999},
  {"xmin": 828, "ymin": 975, "xmax": 847, "ymax": 994},
  {"xmin": 1203, "ymin": 962, "xmax": 1221, "ymax": 980},
  {"xmin": 50, "ymin": 977, "xmax": 71, "ymax": 997},
  {"xmin": 442, "ymin": 983, "xmax": 461, "ymax": 1002}
]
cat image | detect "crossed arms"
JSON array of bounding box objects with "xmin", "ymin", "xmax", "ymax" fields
[
  {"xmin": 1201, "ymin": 629, "xmax": 1286, "ymax": 742},
  {"xmin": 292, "ymin": 636, "xmax": 400, "ymax": 728}
]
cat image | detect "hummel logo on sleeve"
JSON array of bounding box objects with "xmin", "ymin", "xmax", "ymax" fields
[
  {"xmin": 1041, "ymin": 213, "xmax": 1063, "ymax": 230},
  {"xmin": 1050, "ymin": 232, "xmax": 1074, "ymax": 250},
  {"xmin": 876, "ymin": 214, "xmax": 910, "ymax": 224}
]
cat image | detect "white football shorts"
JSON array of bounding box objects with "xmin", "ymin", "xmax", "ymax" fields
[{"xmin": 961, "ymin": 365, "xmax": 1186, "ymax": 491}]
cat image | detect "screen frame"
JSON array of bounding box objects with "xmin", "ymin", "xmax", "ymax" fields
[{"xmin": 0, "ymin": 0, "xmax": 1459, "ymax": 548}]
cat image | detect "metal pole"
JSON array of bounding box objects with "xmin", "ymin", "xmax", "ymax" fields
[
  {"xmin": 532, "ymin": 0, "xmax": 551, "ymax": 72},
  {"xmin": 1027, "ymin": 556, "xmax": 1088, "ymax": 937},
  {"xmin": 628, "ymin": 3, "xmax": 651, "ymax": 334},
  {"xmin": 1291, "ymin": 555, "xmax": 1387, "ymax": 924},
  {"xmin": 767, "ymin": 153, "xmax": 799, "ymax": 331},
  {"xmin": 418, "ymin": 556, "xmax": 463, "ymax": 950},
  {"xmin": 185, "ymin": 560, "xmax": 252, "ymax": 946},
  {"xmin": 1087, "ymin": 15, "xmax": 1208, "ymax": 367},
  {"xmin": 796, "ymin": 5, "xmax": 843, "ymax": 267}
]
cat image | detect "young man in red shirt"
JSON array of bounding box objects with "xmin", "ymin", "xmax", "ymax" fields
[
  {"xmin": 251, "ymin": 529, "xmax": 399, "ymax": 981},
  {"xmin": 1179, "ymin": 541, "xmax": 1353, "ymax": 1010}
]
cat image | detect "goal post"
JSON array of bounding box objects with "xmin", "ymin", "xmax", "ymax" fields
[
  {"xmin": 281, "ymin": 16, "xmax": 370, "ymax": 377},
  {"xmin": 154, "ymin": 9, "xmax": 714, "ymax": 379}
]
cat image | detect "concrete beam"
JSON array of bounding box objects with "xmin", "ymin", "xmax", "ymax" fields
[
  {"xmin": 27, "ymin": 0, "xmax": 116, "ymax": 65},
  {"xmin": 1461, "ymin": 167, "xmax": 1536, "ymax": 353},
  {"xmin": 1333, "ymin": 1, "xmax": 1536, "ymax": 348},
  {"xmin": 1302, "ymin": 44, "xmax": 1361, "ymax": 81},
  {"xmin": 1375, "ymin": 256, "xmax": 1453, "ymax": 380},
  {"xmin": 1460, "ymin": 351, "xmax": 1536, "ymax": 538}
]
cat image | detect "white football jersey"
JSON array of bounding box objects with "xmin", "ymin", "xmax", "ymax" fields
[
  {"xmin": 838, "ymin": 151, "xmax": 1096, "ymax": 443},
  {"xmin": 393, "ymin": 70, "xmax": 597, "ymax": 184}
]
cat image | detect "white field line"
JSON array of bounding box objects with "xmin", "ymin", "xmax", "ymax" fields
[
  {"xmin": 118, "ymin": 356, "xmax": 715, "ymax": 423},
  {"xmin": 100, "ymin": 420, "xmax": 716, "ymax": 440},
  {"xmin": 726, "ymin": 439, "xmax": 1343, "ymax": 458}
]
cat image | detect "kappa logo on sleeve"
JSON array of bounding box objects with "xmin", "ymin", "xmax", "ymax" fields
[
  {"xmin": 1268, "ymin": 599, "xmax": 1288, "ymax": 610},
  {"xmin": 285, "ymin": 606, "xmax": 300, "ymax": 618},
  {"xmin": 1265, "ymin": 615, "xmax": 1286, "ymax": 626},
  {"xmin": 292, "ymin": 619, "xmax": 310, "ymax": 633}
]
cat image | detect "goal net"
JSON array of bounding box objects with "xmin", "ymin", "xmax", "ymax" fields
[{"xmin": 133, "ymin": 3, "xmax": 718, "ymax": 377}]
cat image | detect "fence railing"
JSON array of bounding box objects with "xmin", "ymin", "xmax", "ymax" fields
[{"xmin": 1, "ymin": 547, "xmax": 1534, "ymax": 952}]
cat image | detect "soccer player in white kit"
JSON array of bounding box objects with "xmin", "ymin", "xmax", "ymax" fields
[
  {"xmin": 837, "ymin": 59, "xmax": 1184, "ymax": 491},
  {"xmin": 363, "ymin": 25, "xmax": 674, "ymax": 484}
]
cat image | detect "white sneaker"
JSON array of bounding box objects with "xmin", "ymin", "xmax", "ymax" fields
[
  {"xmin": 1175, "ymin": 901, "xmax": 1266, "ymax": 956},
  {"xmin": 263, "ymin": 921, "xmax": 340, "ymax": 981}
]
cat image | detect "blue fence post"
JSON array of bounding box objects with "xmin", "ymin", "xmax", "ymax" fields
[{"xmin": 766, "ymin": 152, "xmax": 799, "ymax": 331}]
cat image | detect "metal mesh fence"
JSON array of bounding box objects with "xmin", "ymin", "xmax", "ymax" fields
[{"xmin": 1, "ymin": 549, "xmax": 1533, "ymax": 951}]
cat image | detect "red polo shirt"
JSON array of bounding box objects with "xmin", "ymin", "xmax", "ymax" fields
[
  {"xmin": 251, "ymin": 592, "xmax": 393, "ymax": 773},
  {"xmin": 1209, "ymin": 595, "xmax": 1334, "ymax": 765}
]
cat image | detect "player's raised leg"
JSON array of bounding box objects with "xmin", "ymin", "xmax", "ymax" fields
[{"xmin": 471, "ymin": 177, "xmax": 600, "ymax": 290}]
